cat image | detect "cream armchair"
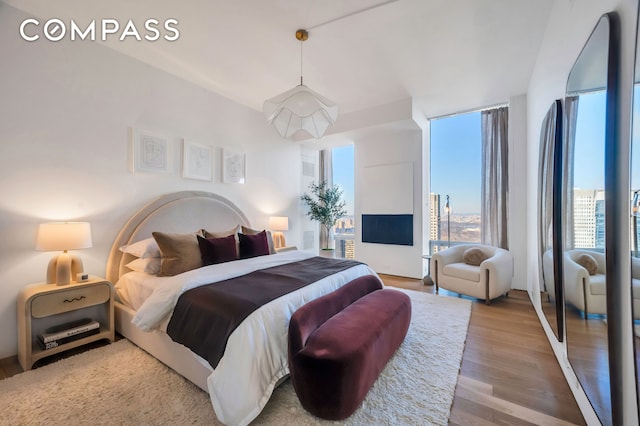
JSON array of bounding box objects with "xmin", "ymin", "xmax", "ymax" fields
[
  {"xmin": 430, "ymin": 244, "xmax": 513, "ymax": 305},
  {"xmin": 563, "ymin": 249, "xmax": 606, "ymax": 316}
]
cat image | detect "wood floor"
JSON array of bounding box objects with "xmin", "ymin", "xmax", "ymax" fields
[
  {"xmin": 0, "ymin": 275, "xmax": 586, "ymax": 425},
  {"xmin": 380, "ymin": 274, "xmax": 586, "ymax": 426}
]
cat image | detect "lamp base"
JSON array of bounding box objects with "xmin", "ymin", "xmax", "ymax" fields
[
  {"xmin": 272, "ymin": 231, "xmax": 286, "ymax": 250},
  {"xmin": 46, "ymin": 252, "xmax": 84, "ymax": 285},
  {"xmin": 422, "ymin": 275, "xmax": 434, "ymax": 286}
]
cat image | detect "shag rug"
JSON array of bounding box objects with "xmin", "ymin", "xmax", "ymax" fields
[{"xmin": 0, "ymin": 289, "xmax": 471, "ymax": 426}]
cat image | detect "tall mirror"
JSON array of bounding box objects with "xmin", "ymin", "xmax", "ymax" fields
[
  {"xmin": 538, "ymin": 100, "xmax": 563, "ymax": 341},
  {"xmin": 631, "ymin": 9, "xmax": 640, "ymax": 416},
  {"xmin": 564, "ymin": 13, "xmax": 618, "ymax": 426}
]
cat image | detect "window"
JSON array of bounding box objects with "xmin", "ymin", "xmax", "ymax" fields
[
  {"xmin": 331, "ymin": 145, "xmax": 355, "ymax": 259},
  {"xmin": 429, "ymin": 111, "xmax": 482, "ymax": 254},
  {"xmin": 572, "ymin": 91, "xmax": 606, "ymax": 250}
]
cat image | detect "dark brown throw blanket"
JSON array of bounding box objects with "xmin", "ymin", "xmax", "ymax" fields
[{"xmin": 166, "ymin": 256, "xmax": 363, "ymax": 368}]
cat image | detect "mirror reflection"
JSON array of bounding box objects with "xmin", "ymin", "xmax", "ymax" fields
[
  {"xmin": 539, "ymin": 100, "xmax": 563, "ymax": 341},
  {"xmin": 632, "ymin": 15, "xmax": 640, "ymax": 413},
  {"xmin": 564, "ymin": 15, "xmax": 612, "ymax": 426}
]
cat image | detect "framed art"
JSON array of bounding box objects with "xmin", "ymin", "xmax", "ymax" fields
[
  {"xmin": 131, "ymin": 129, "xmax": 171, "ymax": 174},
  {"xmin": 223, "ymin": 149, "xmax": 246, "ymax": 184},
  {"xmin": 182, "ymin": 140, "xmax": 213, "ymax": 181}
]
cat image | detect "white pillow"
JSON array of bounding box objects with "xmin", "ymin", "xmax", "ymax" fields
[
  {"xmin": 126, "ymin": 257, "xmax": 162, "ymax": 275},
  {"xmin": 119, "ymin": 238, "xmax": 161, "ymax": 259}
]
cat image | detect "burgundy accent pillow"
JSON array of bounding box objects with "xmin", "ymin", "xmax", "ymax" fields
[
  {"xmin": 197, "ymin": 234, "xmax": 238, "ymax": 265},
  {"xmin": 238, "ymin": 231, "xmax": 270, "ymax": 259}
]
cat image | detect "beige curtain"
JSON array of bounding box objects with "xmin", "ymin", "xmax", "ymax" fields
[
  {"xmin": 318, "ymin": 149, "xmax": 332, "ymax": 249},
  {"xmin": 481, "ymin": 107, "xmax": 509, "ymax": 249},
  {"xmin": 563, "ymin": 96, "xmax": 579, "ymax": 249}
]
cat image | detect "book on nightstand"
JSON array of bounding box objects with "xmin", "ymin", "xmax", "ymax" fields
[
  {"xmin": 38, "ymin": 327, "xmax": 100, "ymax": 350},
  {"xmin": 37, "ymin": 318, "xmax": 101, "ymax": 349}
]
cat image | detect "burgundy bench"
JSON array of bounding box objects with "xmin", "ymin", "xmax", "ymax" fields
[{"xmin": 288, "ymin": 275, "xmax": 411, "ymax": 420}]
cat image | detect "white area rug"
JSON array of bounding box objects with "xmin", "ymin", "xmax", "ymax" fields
[{"xmin": 0, "ymin": 289, "xmax": 471, "ymax": 426}]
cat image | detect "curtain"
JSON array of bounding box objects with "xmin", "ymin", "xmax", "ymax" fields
[
  {"xmin": 481, "ymin": 107, "xmax": 509, "ymax": 249},
  {"xmin": 318, "ymin": 149, "xmax": 333, "ymax": 249},
  {"xmin": 563, "ymin": 96, "xmax": 579, "ymax": 249}
]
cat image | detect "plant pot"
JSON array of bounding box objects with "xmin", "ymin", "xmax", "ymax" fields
[{"xmin": 319, "ymin": 249, "xmax": 335, "ymax": 259}]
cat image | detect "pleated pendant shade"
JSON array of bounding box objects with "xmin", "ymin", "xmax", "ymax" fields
[
  {"xmin": 263, "ymin": 29, "xmax": 337, "ymax": 140},
  {"xmin": 263, "ymin": 85, "xmax": 338, "ymax": 139}
]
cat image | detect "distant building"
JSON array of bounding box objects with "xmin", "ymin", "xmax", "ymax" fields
[
  {"xmin": 334, "ymin": 216, "xmax": 355, "ymax": 259},
  {"xmin": 336, "ymin": 238, "xmax": 355, "ymax": 260},
  {"xmin": 573, "ymin": 189, "xmax": 605, "ymax": 249}
]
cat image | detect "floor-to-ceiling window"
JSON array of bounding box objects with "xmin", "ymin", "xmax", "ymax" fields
[
  {"xmin": 332, "ymin": 145, "xmax": 355, "ymax": 259},
  {"xmin": 429, "ymin": 111, "xmax": 482, "ymax": 254},
  {"xmin": 572, "ymin": 91, "xmax": 606, "ymax": 251}
]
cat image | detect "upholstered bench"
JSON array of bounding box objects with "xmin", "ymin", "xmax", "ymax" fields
[{"xmin": 288, "ymin": 275, "xmax": 411, "ymax": 420}]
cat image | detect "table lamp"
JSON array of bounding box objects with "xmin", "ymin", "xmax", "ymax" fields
[
  {"xmin": 36, "ymin": 222, "xmax": 92, "ymax": 285},
  {"xmin": 268, "ymin": 216, "xmax": 289, "ymax": 249}
]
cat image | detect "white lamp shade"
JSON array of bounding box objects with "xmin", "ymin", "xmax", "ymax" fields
[
  {"xmin": 37, "ymin": 222, "xmax": 93, "ymax": 251},
  {"xmin": 269, "ymin": 216, "xmax": 289, "ymax": 231},
  {"xmin": 263, "ymin": 85, "xmax": 338, "ymax": 139}
]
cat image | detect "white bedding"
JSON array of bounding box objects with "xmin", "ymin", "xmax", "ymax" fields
[{"xmin": 115, "ymin": 251, "xmax": 377, "ymax": 426}]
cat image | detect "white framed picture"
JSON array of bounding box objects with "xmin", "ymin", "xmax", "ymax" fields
[
  {"xmin": 182, "ymin": 140, "xmax": 213, "ymax": 181},
  {"xmin": 223, "ymin": 149, "xmax": 246, "ymax": 184},
  {"xmin": 131, "ymin": 129, "xmax": 171, "ymax": 174}
]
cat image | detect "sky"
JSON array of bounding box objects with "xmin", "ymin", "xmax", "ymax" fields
[
  {"xmin": 573, "ymin": 91, "xmax": 605, "ymax": 190},
  {"xmin": 430, "ymin": 112, "xmax": 482, "ymax": 214},
  {"xmin": 331, "ymin": 144, "xmax": 355, "ymax": 215}
]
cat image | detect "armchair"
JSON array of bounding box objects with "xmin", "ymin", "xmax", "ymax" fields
[
  {"xmin": 563, "ymin": 249, "xmax": 606, "ymax": 316},
  {"xmin": 430, "ymin": 244, "xmax": 513, "ymax": 305}
]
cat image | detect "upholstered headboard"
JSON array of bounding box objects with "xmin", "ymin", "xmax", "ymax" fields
[{"xmin": 106, "ymin": 191, "xmax": 250, "ymax": 284}]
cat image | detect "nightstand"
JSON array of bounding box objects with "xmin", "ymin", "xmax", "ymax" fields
[
  {"xmin": 17, "ymin": 276, "xmax": 114, "ymax": 370},
  {"xmin": 276, "ymin": 246, "xmax": 297, "ymax": 253}
]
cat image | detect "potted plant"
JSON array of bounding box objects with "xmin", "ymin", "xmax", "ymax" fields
[{"xmin": 301, "ymin": 181, "xmax": 347, "ymax": 252}]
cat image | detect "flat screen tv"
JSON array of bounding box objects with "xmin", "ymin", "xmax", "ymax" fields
[{"xmin": 361, "ymin": 214, "xmax": 413, "ymax": 246}]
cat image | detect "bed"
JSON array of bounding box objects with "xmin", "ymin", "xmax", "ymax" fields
[{"xmin": 105, "ymin": 191, "xmax": 377, "ymax": 426}]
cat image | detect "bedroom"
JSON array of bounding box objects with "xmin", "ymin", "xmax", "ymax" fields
[{"xmin": 0, "ymin": 0, "xmax": 639, "ymax": 424}]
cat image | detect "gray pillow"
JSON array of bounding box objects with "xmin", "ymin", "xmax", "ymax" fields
[
  {"xmin": 152, "ymin": 231, "xmax": 202, "ymax": 276},
  {"xmin": 463, "ymin": 247, "xmax": 488, "ymax": 266},
  {"xmin": 200, "ymin": 225, "xmax": 239, "ymax": 239},
  {"xmin": 576, "ymin": 253, "xmax": 598, "ymax": 275}
]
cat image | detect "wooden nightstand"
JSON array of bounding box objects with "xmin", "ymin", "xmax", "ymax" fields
[
  {"xmin": 17, "ymin": 276, "xmax": 114, "ymax": 370},
  {"xmin": 276, "ymin": 246, "xmax": 297, "ymax": 253}
]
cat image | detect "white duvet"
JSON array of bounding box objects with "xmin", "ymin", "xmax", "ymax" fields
[{"xmin": 121, "ymin": 251, "xmax": 377, "ymax": 426}]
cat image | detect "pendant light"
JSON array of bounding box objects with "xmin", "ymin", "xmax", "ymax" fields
[{"xmin": 263, "ymin": 29, "xmax": 338, "ymax": 139}]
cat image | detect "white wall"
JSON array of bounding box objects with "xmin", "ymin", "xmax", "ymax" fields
[
  {"xmin": 508, "ymin": 94, "xmax": 528, "ymax": 290},
  {"xmin": 354, "ymin": 127, "xmax": 424, "ymax": 279},
  {"xmin": 0, "ymin": 4, "xmax": 303, "ymax": 358},
  {"xmin": 526, "ymin": 0, "xmax": 638, "ymax": 423}
]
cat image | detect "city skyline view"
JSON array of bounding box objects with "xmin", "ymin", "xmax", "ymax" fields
[{"xmin": 332, "ymin": 90, "xmax": 619, "ymax": 252}]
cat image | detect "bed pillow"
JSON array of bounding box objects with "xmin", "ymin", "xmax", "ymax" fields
[
  {"xmin": 119, "ymin": 237, "xmax": 161, "ymax": 259},
  {"xmin": 238, "ymin": 231, "xmax": 270, "ymax": 259},
  {"xmin": 197, "ymin": 234, "xmax": 238, "ymax": 265},
  {"xmin": 463, "ymin": 247, "xmax": 489, "ymax": 266},
  {"xmin": 576, "ymin": 253, "xmax": 598, "ymax": 275},
  {"xmin": 241, "ymin": 226, "xmax": 276, "ymax": 254},
  {"xmin": 152, "ymin": 231, "xmax": 202, "ymax": 276},
  {"xmin": 200, "ymin": 225, "xmax": 239, "ymax": 239},
  {"xmin": 126, "ymin": 257, "xmax": 162, "ymax": 275}
]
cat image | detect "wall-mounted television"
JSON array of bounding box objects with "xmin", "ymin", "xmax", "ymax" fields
[{"xmin": 361, "ymin": 214, "xmax": 413, "ymax": 246}]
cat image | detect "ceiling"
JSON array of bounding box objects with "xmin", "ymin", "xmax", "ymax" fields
[{"xmin": 6, "ymin": 0, "xmax": 555, "ymax": 119}]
